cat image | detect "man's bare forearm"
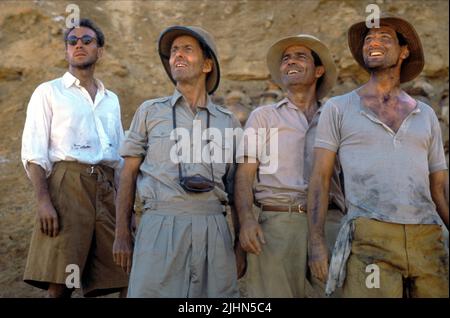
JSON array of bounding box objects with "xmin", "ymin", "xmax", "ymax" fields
[
  {"xmin": 28, "ymin": 163, "xmax": 52, "ymax": 203},
  {"xmin": 234, "ymin": 162, "xmax": 258, "ymax": 224},
  {"xmin": 308, "ymin": 175, "xmax": 330, "ymax": 240},
  {"xmin": 430, "ymin": 171, "xmax": 449, "ymax": 228},
  {"xmin": 307, "ymin": 149, "xmax": 337, "ymax": 241},
  {"xmin": 235, "ymin": 174, "xmax": 254, "ymax": 223},
  {"xmin": 229, "ymin": 206, "xmax": 240, "ymax": 240},
  {"xmin": 434, "ymin": 194, "xmax": 449, "ymax": 228},
  {"xmin": 115, "ymin": 160, "xmax": 140, "ymax": 236}
]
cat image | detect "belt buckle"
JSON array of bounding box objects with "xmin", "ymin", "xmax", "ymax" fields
[
  {"xmin": 88, "ymin": 165, "xmax": 95, "ymax": 175},
  {"xmin": 297, "ymin": 204, "xmax": 306, "ymax": 214}
]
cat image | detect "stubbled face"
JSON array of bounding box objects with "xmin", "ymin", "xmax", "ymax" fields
[
  {"xmin": 279, "ymin": 45, "xmax": 324, "ymax": 89},
  {"xmin": 362, "ymin": 26, "xmax": 409, "ymax": 71},
  {"xmin": 169, "ymin": 35, "xmax": 212, "ymax": 85},
  {"xmin": 65, "ymin": 26, "xmax": 102, "ymax": 69}
]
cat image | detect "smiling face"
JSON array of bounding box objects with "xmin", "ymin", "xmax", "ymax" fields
[
  {"xmin": 169, "ymin": 35, "xmax": 212, "ymax": 87},
  {"xmin": 65, "ymin": 26, "xmax": 103, "ymax": 69},
  {"xmin": 279, "ymin": 45, "xmax": 324, "ymax": 90},
  {"xmin": 362, "ymin": 26, "xmax": 409, "ymax": 71}
]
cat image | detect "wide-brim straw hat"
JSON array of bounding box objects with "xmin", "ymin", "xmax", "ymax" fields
[
  {"xmin": 158, "ymin": 25, "xmax": 220, "ymax": 95},
  {"xmin": 266, "ymin": 34, "xmax": 337, "ymax": 100},
  {"xmin": 348, "ymin": 13, "xmax": 424, "ymax": 83}
]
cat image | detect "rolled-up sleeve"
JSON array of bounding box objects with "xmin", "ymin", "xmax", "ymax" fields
[
  {"xmin": 120, "ymin": 103, "xmax": 149, "ymax": 158},
  {"xmin": 314, "ymin": 101, "xmax": 341, "ymax": 152},
  {"xmin": 21, "ymin": 83, "xmax": 53, "ymax": 178}
]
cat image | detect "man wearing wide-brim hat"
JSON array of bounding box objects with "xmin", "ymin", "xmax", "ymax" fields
[
  {"xmin": 113, "ymin": 25, "xmax": 241, "ymax": 297},
  {"xmin": 308, "ymin": 13, "xmax": 449, "ymax": 297},
  {"xmin": 235, "ymin": 34, "xmax": 345, "ymax": 297}
]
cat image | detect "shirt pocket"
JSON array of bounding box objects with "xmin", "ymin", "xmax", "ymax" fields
[
  {"xmin": 147, "ymin": 128, "xmax": 175, "ymax": 163},
  {"xmin": 208, "ymin": 139, "xmax": 230, "ymax": 178}
]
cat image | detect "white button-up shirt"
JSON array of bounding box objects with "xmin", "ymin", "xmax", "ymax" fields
[{"xmin": 21, "ymin": 72, "xmax": 124, "ymax": 178}]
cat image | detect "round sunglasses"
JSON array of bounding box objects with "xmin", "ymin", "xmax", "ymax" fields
[{"xmin": 66, "ymin": 35, "xmax": 97, "ymax": 46}]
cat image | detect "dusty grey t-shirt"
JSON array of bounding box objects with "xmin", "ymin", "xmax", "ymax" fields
[
  {"xmin": 314, "ymin": 90, "xmax": 447, "ymax": 294},
  {"xmin": 316, "ymin": 90, "xmax": 447, "ymax": 223}
]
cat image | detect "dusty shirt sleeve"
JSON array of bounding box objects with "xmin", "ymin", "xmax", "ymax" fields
[
  {"xmin": 314, "ymin": 100, "xmax": 341, "ymax": 152},
  {"xmin": 21, "ymin": 83, "xmax": 53, "ymax": 178},
  {"xmin": 428, "ymin": 111, "xmax": 448, "ymax": 173},
  {"xmin": 119, "ymin": 102, "xmax": 149, "ymax": 158}
]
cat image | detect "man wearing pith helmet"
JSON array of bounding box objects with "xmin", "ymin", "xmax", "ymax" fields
[
  {"xmin": 235, "ymin": 34, "xmax": 345, "ymax": 297},
  {"xmin": 113, "ymin": 25, "xmax": 241, "ymax": 297},
  {"xmin": 308, "ymin": 13, "xmax": 449, "ymax": 297}
]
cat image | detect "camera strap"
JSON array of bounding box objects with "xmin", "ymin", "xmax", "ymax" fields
[{"xmin": 172, "ymin": 105, "xmax": 215, "ymax": 184}]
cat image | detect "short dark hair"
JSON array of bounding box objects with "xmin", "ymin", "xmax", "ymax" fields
[
  {"xmin": 311, "ymin": 50, "xmax": 323, "ymax": 67},
  {"xmin": 64, "ymin": 18, "xmax": 105, "ymax": 47},
  {"xmin": 311, "ymin": 49, "xmax": 324, "ymax": 90},
  {"xmin": 197, "ymin": 39, "xmax": 213, "ymax": 82},
  {"xmin": 396, "ymin": 32, "xmax": 407, "ymax": 46}
]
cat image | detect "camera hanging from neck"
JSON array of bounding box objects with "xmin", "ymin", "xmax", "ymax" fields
[{"xmin": 172, "ymin": 105, "xmax": 215, "ymax": 193}]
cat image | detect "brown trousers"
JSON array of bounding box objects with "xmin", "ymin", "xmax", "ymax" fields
[
  {"xmin": 24, "ymin": 161, "xmax": 128, "ymax": 297},
  {"xmin": 343, "ymin": 218, "xmax": 449, "ymax": 298}
]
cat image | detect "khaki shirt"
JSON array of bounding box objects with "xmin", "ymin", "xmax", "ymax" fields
[
  {"xmin": 120, "ymin": 89, "xmax": 241, "ymax": 209},
  {"xmin": 237, "ymin": 98, "xmax": 345, "ymax": 210}
]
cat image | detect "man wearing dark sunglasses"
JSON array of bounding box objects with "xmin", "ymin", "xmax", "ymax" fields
[
  {"xmin": 114, "ymin": 26, "xmax": 242, "ymax": 297},
  {"xmin": 21, "ymin": 18, "xmax": 128, "ymax": 298}
]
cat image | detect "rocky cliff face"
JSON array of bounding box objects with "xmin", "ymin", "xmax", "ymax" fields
[{"xmin": 0, "ymin": 0, "xmax": 448, "ymax": 297}]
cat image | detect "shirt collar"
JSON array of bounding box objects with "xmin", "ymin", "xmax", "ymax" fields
[
  {"xmin": 276, "ymin": 97, "xmax": 322, "ymax": 112},
  {"xmin": 62, "ymin": 71, "xmax": 107, "ymax": 95},
  {"xmin": 354, "ymin": 90, "xmax": 421, "ymax": 116},
  {"xmin": 275, "ymin": 97, "xmax": 289, "ymax": 109},
  {"xmin": 62, "ymin": 71, "xmax": 78, "ymax": 88},
  {"xmin": 170, "ymin": 89, "xmax": 218, "ymax": 117}
]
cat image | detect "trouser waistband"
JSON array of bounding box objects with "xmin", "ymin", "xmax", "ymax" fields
[
  {"xmin": 53, "ymin": 161, "xmax": 114, "ymax": 177},
  {"xmin": 143, "ymin": 200, "xmax": 225, "ymax": 215}
]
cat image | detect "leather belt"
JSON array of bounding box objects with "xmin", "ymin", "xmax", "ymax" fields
[
  {"xmin": 259, "ymin": 202, "xmax": 340, "ymax": 214},
  {"xmin": 54, "ymin": 161, "xmax": 114, "ymax": 176},
  {"xmin": 260, "ymin": 204, "xmax": 307, "ymax": 213}
]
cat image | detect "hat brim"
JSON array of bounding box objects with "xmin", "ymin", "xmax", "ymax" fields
[
  {"xmin": 266, "ymin": 35, "xmax": 337, "ymax": 100},
  {"xmin": 348, "ymin": 16, "xmax": 424, "ymax": 83},
  {"xmin": 158, "ymin": 26, "xmax": 220, "ymax": 95}
]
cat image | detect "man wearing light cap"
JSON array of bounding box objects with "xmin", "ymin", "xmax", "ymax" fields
[
  {"xmin": 308, "ymin": 13, "xmax": 449, "ymax": 297},
  {"xmin": 113, "ymin": 26, "xmax": 241, "ymax": 297},
  {"xmin": 235, "ymin": 34, "xmax": 345, "ymax": 297}
]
